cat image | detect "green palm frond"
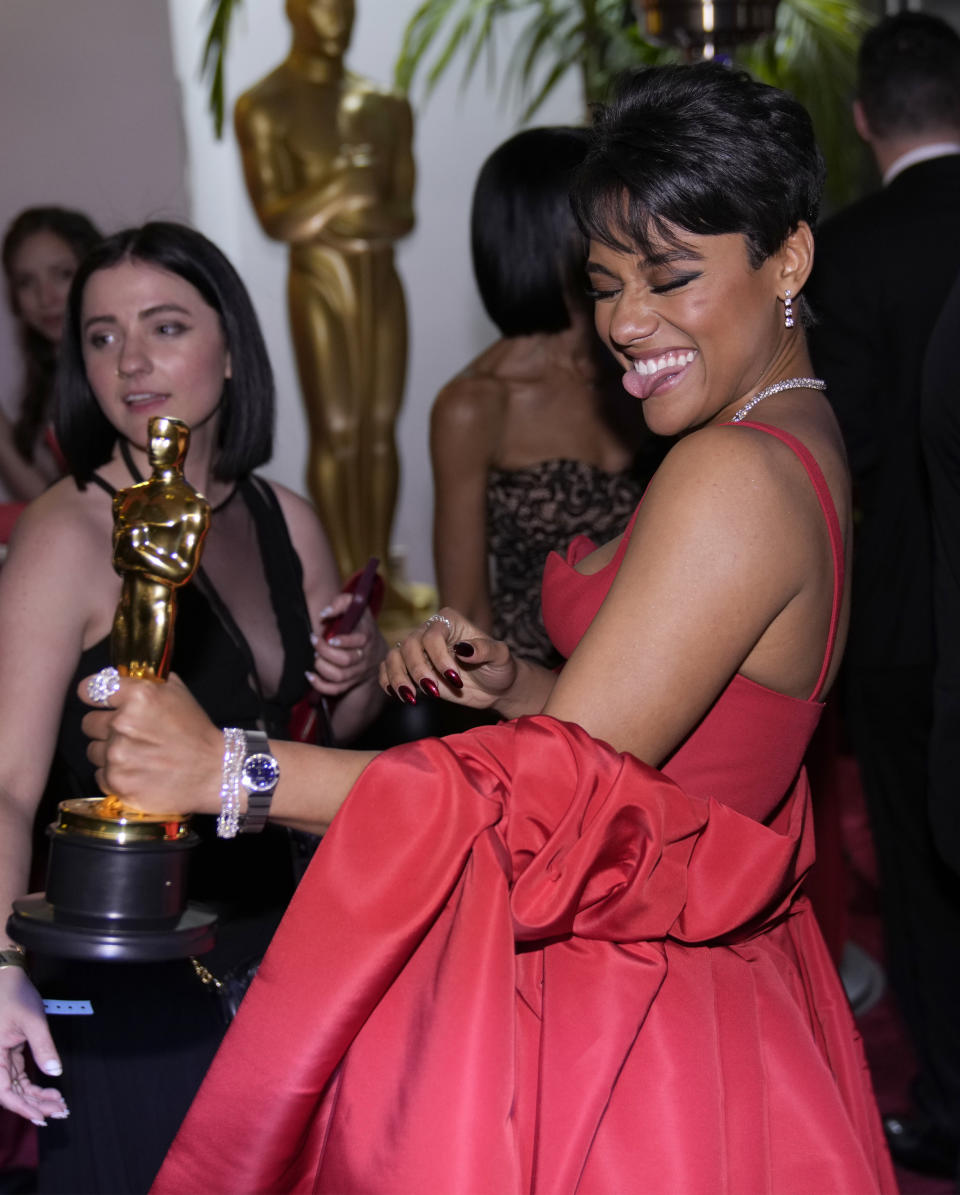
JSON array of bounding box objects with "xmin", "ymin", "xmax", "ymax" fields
[
  {"xmin": 736, "ymin": 0, "xmax": 872, "ymax": 207},
  {"xmin": 201, "ymin": 0, "xmax": 244, "ymax": 139}
]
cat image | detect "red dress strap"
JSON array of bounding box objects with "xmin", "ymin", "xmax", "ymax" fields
[{"xmin": 733, "ymin": 420, "xmax": 844, "ymax": 701}]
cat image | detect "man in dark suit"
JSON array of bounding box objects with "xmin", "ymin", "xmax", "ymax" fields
[
  {"xmin": 806, "ymin": 11, "xmax": 960, "ymax": 1181},
  {"xmin": 923, "ymin": 270, "xmax": 960, "ymax": 882}
]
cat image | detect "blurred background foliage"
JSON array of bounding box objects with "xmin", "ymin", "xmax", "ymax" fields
[
  {"xmin": 394, "ymin": 0, "xmax": 872, "ymax": 207},
  {"xmin": 201, "ymin": 0, "xmax": 872, "ymax": 208}
]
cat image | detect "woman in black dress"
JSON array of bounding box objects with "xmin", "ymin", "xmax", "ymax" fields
[{"xmin": 0, "ymin": 222, "xmax": 385, "ymax": 1192}]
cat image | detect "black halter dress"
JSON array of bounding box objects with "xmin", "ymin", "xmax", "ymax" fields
[{"xmin": 33, "ymin": 470, "xmax": 314, "ymax": 1195}]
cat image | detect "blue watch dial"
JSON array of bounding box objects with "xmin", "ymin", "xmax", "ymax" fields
[{"xmin": 242, "ymin": 752, "xmax": 280, "ymax": 793}]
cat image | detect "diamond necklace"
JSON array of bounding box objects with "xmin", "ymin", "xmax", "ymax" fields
[{"xmin": 730, "ymin": 376, "xmax": 827, "ymax": 424}]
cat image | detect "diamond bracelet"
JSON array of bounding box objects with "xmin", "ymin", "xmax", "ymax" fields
[{"xmin": 216, "ymin": 728, "xmax": 246, "ymax": 839}]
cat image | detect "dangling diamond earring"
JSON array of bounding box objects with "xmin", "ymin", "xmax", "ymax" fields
[{"xmin": 783, "ymin": 290, "xmax": 795, "ymax": 329}]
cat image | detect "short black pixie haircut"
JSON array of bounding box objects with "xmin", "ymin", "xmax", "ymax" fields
[
  {"xmin": 571, "ymin": 63, "xmax": 825, "ymax": 270},
  {"xmin": 857, "ymin": 12, "xmax": 960, "ymax": 141},
  {"xmin": 471, "ymin": 126, "xmax": 591, "ymax": 337},
  {"xmin": 56, "ymin": 221, "xmax": 274, "ymax": 483}
]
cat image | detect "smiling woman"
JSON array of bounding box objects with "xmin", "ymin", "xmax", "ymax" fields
[{"xmin": 85, "ymin": 72, "xmax": 894, "ymax": 1195}]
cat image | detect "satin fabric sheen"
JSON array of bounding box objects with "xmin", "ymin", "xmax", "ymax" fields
[
  {"xmin": 152, "ymin": 717, "xmax": 894, "ymax": 1195},
  {"xmin": 154, "ymin": 425, "xmax": 893, "ymax": 1193}
]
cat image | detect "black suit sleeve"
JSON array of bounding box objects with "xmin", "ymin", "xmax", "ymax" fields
[
  {"xmin": 806, "ymin": 219, "xmax": 884, "ymax": 484},
  {"xmin": 921, "ymin": 268, "xmax": 960, "ymax": 876}
]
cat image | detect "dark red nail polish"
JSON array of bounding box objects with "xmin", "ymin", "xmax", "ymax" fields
[
  {"xmin": 398, "ymin": 685, "xmax": 417, "ymax": 705},
  {"xmin": 453, "ymin": 642, "xmax": 474, "ymax": 658},
  {"xmin": 443, "ymin": 669, "xmax": 463, "ymax": 690},
  {"xmin": 419, "ymin": 678, "xmax": 440, "ymax": 698},
  {"xmin": 385, "ymin": 685, "xmax": 397, "ymax": 700}
]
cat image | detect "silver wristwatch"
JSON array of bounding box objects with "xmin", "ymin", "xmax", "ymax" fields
[{"xmin": 238, "ymin": 730, "xmax": 280, "ymax": 834}]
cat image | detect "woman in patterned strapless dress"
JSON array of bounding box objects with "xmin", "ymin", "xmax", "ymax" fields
[
  {"xmin": 90, "ymin": 66, "xmax": 894, "ymax": 1194},
  {"xmin": 431, "ymin": 126, "xmax": 655, "ymax": 668}
]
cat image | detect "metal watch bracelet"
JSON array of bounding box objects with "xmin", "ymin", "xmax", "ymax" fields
[{"xmin": 238, "ymin": 729, "xmax": 279, "ymax": 835}]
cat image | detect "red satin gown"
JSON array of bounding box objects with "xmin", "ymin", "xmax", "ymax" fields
[{"xmin": 152, "ymin": 422, "xmax": 895, "ymax": 1195}]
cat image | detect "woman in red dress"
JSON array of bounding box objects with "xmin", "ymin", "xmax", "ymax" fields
[{"xmin": 80, "ymin": 65, "xmax": 894, "ymax": 1193}]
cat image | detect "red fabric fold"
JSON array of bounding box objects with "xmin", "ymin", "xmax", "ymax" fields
[{"xmin": 152, "ymin": 716, "xmax": 894, "ymax": 1195}]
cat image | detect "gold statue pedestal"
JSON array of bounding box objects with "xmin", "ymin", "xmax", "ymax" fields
[{"xmin": 9, "ymin": 800, "xmax": 217, "ymax": 962}]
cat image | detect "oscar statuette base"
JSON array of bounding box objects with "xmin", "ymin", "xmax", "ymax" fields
[{"xmin": 6, "ymin": 798, "xmax": 217, "ymax": 962}]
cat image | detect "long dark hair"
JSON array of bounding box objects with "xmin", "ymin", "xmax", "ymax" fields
[
  {"xmin": 57, "ymin": 222, "xmax": 275, "ymax": 483},
  {"xmin": 2, "ymin": 207, "xmax": 102, "ymax": 461}
]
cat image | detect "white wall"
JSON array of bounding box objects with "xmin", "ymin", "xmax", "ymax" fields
[
  {"xmin": 0, "ymin": 0, "xmax": 188, "ymax": 492},
  {"xmin": 166, "ymin": 0, "xmax": 582, "ymax": 587}
]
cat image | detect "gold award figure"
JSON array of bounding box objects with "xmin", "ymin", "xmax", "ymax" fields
[
  {"xmin": 111, "ymin": 417, "xmax": 211, "ymax": 681},
  {"xmin": 235, "ymin": 0, "xmax": 416, "ymax": 611},
  {"xmin": 91, "ymin": 416, "xmax": 210, "ymax": 819}
]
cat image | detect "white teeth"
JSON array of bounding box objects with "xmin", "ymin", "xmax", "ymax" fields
[{"xmin": 632, "ymin": 351, "xmax": 694, "ymax": 377}]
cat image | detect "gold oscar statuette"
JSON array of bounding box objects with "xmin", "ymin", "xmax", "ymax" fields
[
  {"xmin": 7, "ymin": 416, "xmax": 219, "ymax": 959},
  {"xmin": 74, "ymin": 415, "xmax": 211, "ymax": 827}
]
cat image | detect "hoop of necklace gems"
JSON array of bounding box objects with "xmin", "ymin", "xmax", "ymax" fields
[{"xmin": 730, "ymin": 377, "xmax": 826, "ymax": 424}]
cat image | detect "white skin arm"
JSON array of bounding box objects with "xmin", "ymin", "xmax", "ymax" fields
[
  {"xmin": 0, "ymin": 493, "xmax": 103, "ymax": 1122},
  {"xmin": 270, "ymin": 482, "xmax": 385, "ymax": 743}
]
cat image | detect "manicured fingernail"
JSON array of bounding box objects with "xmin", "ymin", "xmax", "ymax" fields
[
  {"xmin": 319, "ymin": 605, "xmax": 334, "ymax": 619},
  {"xmin": 385, "ymin": 684, "xmax": 397, "ymax": 699},
  {"xmin": 304, "ymin": 670, "xmax": 319, "ymax": 686},
  {"xmin": 51, "ymin": 1108, "xmax": 70, "ymax": 1119},
  {"xmin": 31, "ymin": 1119, "xmax": 47, "ymax": 1127},
  {"xmin": 310, "ymin": 632, "xmax": 319, "ymax": 647},
  {"xmin": 419, "ymin": 678, "xmax": 440, "ymax": 698},
  {"xmin": 443, "ymin": 670, "xmax": 463, "ymax": 689},
  {"xmin": 398, "ymin": 685, "xmax": 417, "ymax": 705},
  {"xmin": 453, "ymin": 642, "xmax": 474, "ymax": 658},
  {"xmin": 328, "ymin": 636, "xmax": 342, "ymax": 647},
  {"xmin": 40, "ymin": 1060, "xmax": 62, "ymax": 1076}
]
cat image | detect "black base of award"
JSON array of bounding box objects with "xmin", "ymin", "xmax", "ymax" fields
[
  {"xmin": 7, "ymin": 897, "xmax": 217, "ymax": 962},
  {"xmin": 6, "ymin": 798, "xmax": 217, "ymax": 962}
]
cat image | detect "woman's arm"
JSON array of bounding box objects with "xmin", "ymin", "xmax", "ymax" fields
[
  {"xmin": 0, "ymin": 492, "xmax": 107, "ymax": 1120},
  {"xmin": 0, "ymin": 411, "xmax": 58, "ymax": 502},
  {"xmin": 430, "ymin": 375, "xmax": 504, "ymax": 632},
  {"xmin": 383, "ymin": 420, "xmax": 844, "ymax": 745},
  {"xmin": 81, "ymin": 674, "xmax": 373, "ymax": 837},
  {"xmin": 270, "ymin": 482, "xmax": 385, "ymax": 743},
  {"xmin": 544, "ymin": 423, "xmax": 841, "ymax": 763}
]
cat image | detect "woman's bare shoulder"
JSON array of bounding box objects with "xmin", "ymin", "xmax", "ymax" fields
[
  {"xmin": 638, "ymin": 417, "xmax": 845, "ymax": 562},
  {"xmin": 432, "ymin": 362, "xmax": 509, "ymax": 430},
  {"xmin": 431, "ymin": 358, "xmax": 511, "ymax": 469},
  {"xmin": 0, "ymin": 478, "xmax": 115, "ymax": 639},
  {"xmin": 10, "ymin": 477, "xmax": 111, "ymax": 557}
]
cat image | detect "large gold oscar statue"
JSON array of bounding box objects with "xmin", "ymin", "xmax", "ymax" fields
[{"xmin": 235, "ymin": 0, "xmax": 429, "ymax": 624}]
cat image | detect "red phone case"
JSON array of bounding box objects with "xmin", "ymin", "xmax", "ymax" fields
[{"xmin": 323, "ymin": 557, "xmax": 382, "ymax": 639}]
